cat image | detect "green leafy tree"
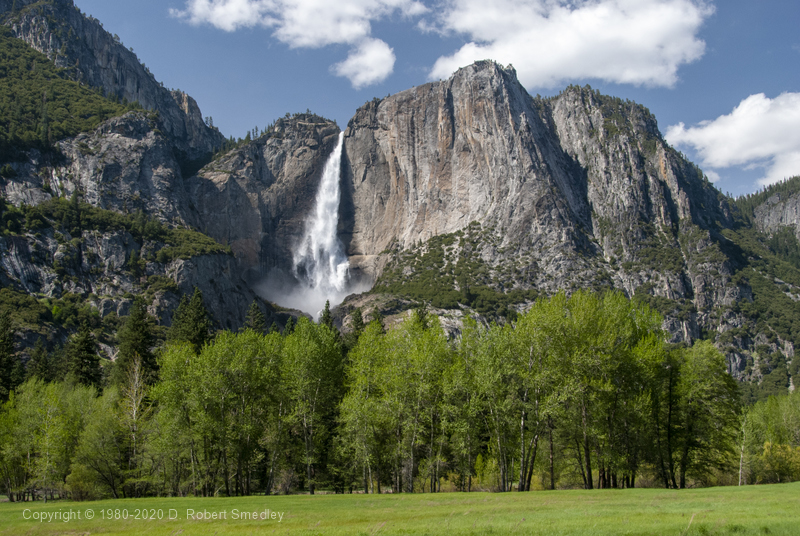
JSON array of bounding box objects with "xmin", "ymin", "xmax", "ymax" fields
[
  {"xmin": 442, "ymin": 317, "xmax": 484, "ymax": 492},
  {"xmin": 742, "ymin": 389, "xmax": 800, "ymax": 484},
  {"xmin": 152, "ymin": 332, "xmax": 286, "ymax": 496},
  {"xmin": 118, "ymin": 355, "xmax": 155, "ymax": 497},
  {"xmin": 149, "ymin": 343, "xmax": 197, "ymax": 496},
  {"xmin": 193, "ymin": 330, "xmax": 284, "ymax": 496},
  {"xmin": 472, "ymin": 317, "xmax": 516, "ymax": 491},
  {"xmin": 339, "ymin": 320, "xmax": 391, "ymax": 493},
  {"xmin": 11, "ymin": 379, "xmax": 96, "ymax": 501},
  {"xmin": 72, "ymin": 387, "xmax": 126, "ymax": 498},
  {"xmin": 675, "ymin": 340, "xmax": 741, "ymax": 488},
  {"xmin": 283, "ymin": 317, "xmax": 343, "ymax": 494}
]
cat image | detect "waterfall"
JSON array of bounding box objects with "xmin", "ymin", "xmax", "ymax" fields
[{"xmin": 291, "ymin": 131, "xmax": 349, "ymax": 314}]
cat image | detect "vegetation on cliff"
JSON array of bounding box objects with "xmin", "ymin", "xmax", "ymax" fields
[
  {"xmin": 374, "ymin": 223, "xmax": 539, "ymax": 319},
  {"xmin": 0, "ymin": 28, "xmax": 136, "ymax": 162}
]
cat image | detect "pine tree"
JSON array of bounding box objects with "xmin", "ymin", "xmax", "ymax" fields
[
  {"xmin": 48, "ymin": 344, "xmax": 68, "ymax": 381},
  {"xmin": 66, "ymin": 324, "xmax": 101, "ymax": 389},
  {"xmin": 0, "ymin": 312, "xmax": 19, "ymax": 402},
  {"xmin": 413, "ymin": 303, "xmax": 429, "ymax": 331},
  {"xmin": 283, "ymin": 316, "xmax": 295, "ymax": 335},
  {"xmin": 351, "ymin": 307, "xmax": 365, "ymax": 335},
  {"xmin": 371, "ymin": 310, "xmax": 386, "ymax": 334},
  {"xmin": 127, "ymin": 249, "xmax": 142, "ymax": 278},
  {"xmin": 320, "ymin": 300, "xmax": 334, "ymax": 330},
  {"xmin": 66, "ymin": 190, "xmax": 81, "ymax": 235},
  {"xmin": 113, "ymin": 298, "xmax": 157, "ymax": 385},
  {"xmin": 244, "ymin": 300, "xmax": 267, "ymax": 334},
  {"xmin": 167, "ymin": 287, "xmax": 212, "ymax": 354},
  {"xmin": 343, "ymin": 307, "xmax": 365, "ymax": 351},
  {"xmin": 25, "ymin": 338, "xmax": 51, "ymax": 382}
]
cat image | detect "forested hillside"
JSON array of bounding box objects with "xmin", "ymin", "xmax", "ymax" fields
[{"xmin": 0, "ymin": 28, "xmax": 135, "ymax": 162}]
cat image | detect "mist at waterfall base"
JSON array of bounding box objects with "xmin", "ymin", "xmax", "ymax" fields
[
  {"xmin": 257, "ymin": 132, "xmax": 370, "ymax": 320},
  {"xmin": 257, "ymin": 268, "xmax": 372, "ymax": 321}
]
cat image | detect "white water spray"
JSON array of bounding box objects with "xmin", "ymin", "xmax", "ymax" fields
[{"xmin": 293, "ymin": 130, "xmax": 349, "ymax": 293}]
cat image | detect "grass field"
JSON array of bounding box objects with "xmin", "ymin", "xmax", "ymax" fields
[{"xmin": 1, "ymin": 483, "xmax": 798, "ymax": 535}]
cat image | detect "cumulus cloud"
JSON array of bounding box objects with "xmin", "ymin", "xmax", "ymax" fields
[
  {"xmin": 426, "ymin": 0, "xmax": 713, "ymax": 88},
  {"xmin": 666, "ymin": 93, "xmax": 800, "ymax": 187},
  {"xmin": 332, "ymin": 38, "xmax": 396, "ymax": 88},
  {"xmin": 169, "ymin": 0, "xmax": 276, "ymax": 32},
  {"xmin": 171, "ymin": 0, "xmax": 426, "ymax": 86}
]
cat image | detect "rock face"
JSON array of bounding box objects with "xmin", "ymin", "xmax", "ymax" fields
[
  {"xmin": 0, "ymin": 0, "xmax": 223, "ymax": 160},
  {"xmin": 58, "ymin": 112, "xmax": 194, "ymax": 223},
  {"xmin": 342, "ymin": 62, "xmax": 736, "ymax": 302},
  {"xmin": 0, "ymin": 225, "xmax": 254, "ymax": 343},
  {"xmin": 344, "ymin": 62, "xmax": 730, "ymax": 252},
  {"xmin": 754, "ymin": 192, "xmax": 800, "ymax": 239},
  {"xmin": 187, "ymin": 116, "xmax": 341, "ymax": 281},
  {"xmin": 2, "ymin": 111, "xmax": 195, "ymax": 225},
  {"xmin": 343, "ymin": 64, "xmax": 581, "ymax": 261},
  {"xmin": 0, "ymin": 111, "xmax": 253, "ymax": 336}
]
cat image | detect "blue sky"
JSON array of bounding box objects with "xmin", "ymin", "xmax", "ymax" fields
[{"xmin": 73, "ymin": 0, "xmax": 800, "ymax": 196}]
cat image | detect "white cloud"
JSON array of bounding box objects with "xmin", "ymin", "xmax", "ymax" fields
[
  {"xmin": 426, "ymin": 0, "xmax": 713, "ymax": 88},
  {"xmin": 666, "ymin": 93, "xmax": 800, "ymax": 187},
  {"xmin": 171, "ymin": 0, "xmax": 426, "ymax": 86},
  {"xmin": 169, "ymin": 0, "xmax": 277, "ymax": 32},
  {"xmin": 332, "ymin": 38, "xmax": 396, "ymax": 88},
  {"xmin": 171, "ymin": 0, "xmax": 426, "ymax": 46}
]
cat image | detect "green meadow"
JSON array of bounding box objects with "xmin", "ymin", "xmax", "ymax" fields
[{"xmin": 1, "ymin": 483, "xmax": 798, "ymax": 536}]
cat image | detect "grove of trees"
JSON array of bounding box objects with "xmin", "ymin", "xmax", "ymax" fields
[{"xmin": 0, "ymin": 289, "xmax": 796, "ymax": 501}]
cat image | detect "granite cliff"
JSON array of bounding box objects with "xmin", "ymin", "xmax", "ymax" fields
[{"xmin": 341, "ymin": 63, "xmax": 736, "ymax": 326}]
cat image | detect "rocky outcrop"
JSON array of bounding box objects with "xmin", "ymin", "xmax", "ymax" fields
[
  {"xmin": 1, "ymin": 111, "xmax": 196, "ymax": 225},
  {"xmin": 186, "ymin": 116, "xmax": 341, "ymax": 281},
  {"xmin": 0, "ymin": 110, "xmax": 254, "ymax": 332},
  {"xmin": 754, "ymin": 192, "xmax": 800, "ymax": 239},
  {"xmin": 57, "ymin": 112, "xmax": 194, "ymax": 223},
  {"xmin": 0, "ymin": 0, "xmax": 224, "ymax": 160},
  {"xmin": 0, "ymin": 225, "xmax": 252, "ymax": 335}
]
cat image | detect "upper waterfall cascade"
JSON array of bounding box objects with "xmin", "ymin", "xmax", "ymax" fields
[{"xmin": 291, "ymin": 131, "xmax": 350, "ymax": 306}]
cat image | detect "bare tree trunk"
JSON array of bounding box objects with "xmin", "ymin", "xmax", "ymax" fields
[
  {"xmin": 582, "ymin": 403, "xmax": 593, "ymax": 490},
  {"xmin": 739, "ymin": 416, "xmax": 747, "ymax": 486},
  {"xmin": 525, "ymin": 434, "xmax": 539, "ymax": 492},
  {"xmin": 549, "ymin": 422, "xmax": 555, "ymax": 490},
  {"xmin": 575, "ymin": 439, "xmax": 587, "ymax": 489}
]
